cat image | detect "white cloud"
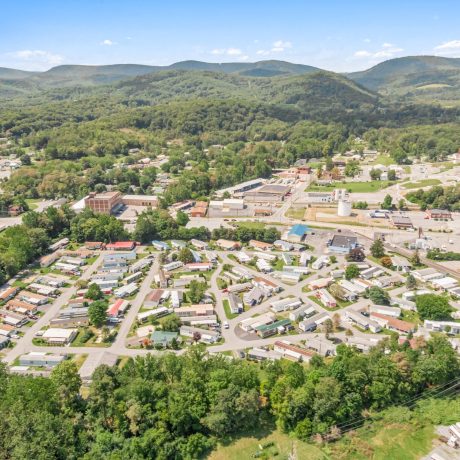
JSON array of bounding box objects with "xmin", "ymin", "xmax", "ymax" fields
[
  {"xmin": 227, "ymin": 47, "xmax": 242, "ymax": 56},
  {"xmin": 256, "ymin": 40, "xmax": 293, "ymax": 56},
  {"xmin": 353, "ymin": 43, "xmax": 403, "ymax": 60},
  {"xmin": 101, "ymin": 39, "xmax": 116, "ymax": 46},
  {"xmin": 363, "ymin": 38, "xmax": 371, "ymax": 43},
  {"xmin": 8, "ymin": 49, "xmax": 64, "ymax": 66},
  {"xmin": 434, "ymin": 40, "xmax": 460, "ymax": 56},
  {"xmin": 210, "ymin": 47, "xmax": 243, "ymax": 57}
]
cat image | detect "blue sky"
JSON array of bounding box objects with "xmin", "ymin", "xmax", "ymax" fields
[{"xmin": 1, "ymin": 0, "xmax": 460, "ymax": 72}]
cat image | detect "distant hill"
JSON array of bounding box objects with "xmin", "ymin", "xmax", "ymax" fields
[
  {"xmin": 347, "ymin": 56, "xmax": 460, "ymax": 104},
  {"xmin": 114, "ymin": 69, "xmax": 377, "ymax": 114},
  {"xmin": 0, "ymin": 60, "xmax": 323, "ymax": 97}
]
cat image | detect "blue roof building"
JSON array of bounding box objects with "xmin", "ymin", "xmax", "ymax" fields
[
  {"xmin": 287, "ymin": 224, "xmax": 310, "ymax": 243},
  {"xmin": 151, "ymin": 240, "xmax": 170, "ymax": 251}
]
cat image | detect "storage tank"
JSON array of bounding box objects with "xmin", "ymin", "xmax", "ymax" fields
[{"xmin": 337, "ymin": 200, "xmax": 352, "ymax": 217}]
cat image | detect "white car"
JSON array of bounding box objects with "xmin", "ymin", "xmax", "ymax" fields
[{"xmin": 223, "ymin": 321, "xmax": 229, "ymax": 329}]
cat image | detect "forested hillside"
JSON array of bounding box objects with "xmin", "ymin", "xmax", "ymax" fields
[{"xmin": 0, "ymin": 336, "xmax": 457, "ymax": 459}]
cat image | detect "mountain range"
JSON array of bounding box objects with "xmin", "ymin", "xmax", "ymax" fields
[{"xmin": 1, "ymin": 56, "xmax": 460, "ymax": 105}]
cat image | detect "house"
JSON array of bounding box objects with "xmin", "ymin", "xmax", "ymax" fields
[
  {"xmin": 243, "ymin": 286, "xmax": 265, "ymax": 306},
  {"xmin": 370, "ymin": 313, "xmax": 415, "ymax": 334},
  {"xmin": 281, "ymin": 253, "xmax": 293, "ymax": 265},
  {"xmin": 232, "ymin": 266, "xmax": 253, "ymax": 279},
  {"xmin": 171, "ymin": 290, "xmax": 182, "ymax": 308},
  {"xmin": 256, "ymin": 258, "xmax": 272, "ymax": 273},
  {"xmin": 369, "ymin": 305, "xmax": 401, "ymax": 318},
  {"xmin": 19, "ymin": 352, "xmax": 66, "ymax": 368},
  {"xmin": 273, "ymin": 240, "xmax": 294, "ymax": 251},
  {"xmin": 85, "ymin": 241, "xmax": 104, "ymax": 250},
  {"xmin": 151, "ymin": 240, "xmax": 170, "ymax": 251},
  {"xmin": 312, "ymin": 255, "xmax": 330, "ymax": 270},
  {"xmin": 273, "ymin": 271, "xmax": 301, "ymax": 284},
  {"xmin": 107, "ymin": 299, "xmax": 129, "ymax": 317},
  {"xmin": 184, "ymin": 262, "xmax": 213, "ymax": 272},
  {"xmin": 345, "ymin": 310, "xmax": 382, "ymax": 333},
  {"xmin": 18, "ymin": 290, "xmax": 48, "ymax": 306},
  {"xmin": 345, "ymin": 335, "xmax": 383, "ymax": 353},
  {"xmin": 0, "ymin": 324, "xmax": 15, "ymax": 337},
  {"xmin": 190, "ymin": 250, "xmax": 202, "ymax": 262},
  {"xmin": 180, "ymin": 325, "xmax": 220, "ymax": 344},
  {"xmin": 247, "ymin": 347, "xmax": 282, "ymax": 361},
  {"xmin": 390, "ymin": 214, "xmax": 413, "ymax": 229},
  {"xmin": 6, "ymin": 299, "xmax": 38, "ymax": 315},
  {"xmin": 179, "ymin": 315, "xmax": 218, "ymax": 326},
  {"xmin": 0, "ymin": 286, "xmax": 19, "ymax": 302},
  {"xmin": 171, "ymin": 240, "xmax": 187, "ymax": 249},
  {"xmin": 228, "ymin": 292, "xmax": 243, "ymax": 314},
  {"xmin": 424, "ymin": 320, "xmax": 460, "ymax": 335},
  {"xmin": 282, "ymin": 266, "xmax": 310, "ymax": 275},
  {"xmin": 249, "ymin": 240, "xmax": 273, "ymax": 251},
  {"xmin": 299, "ymin": 252, "xmax": 312, "ymax": 266},
  {"xmin": 162, "ymin": 261, "xmax": 183, "ymax": 272},
  {"xmin": 299, "ymin": 312, "xmax": 330, "ymax": 332},
  {"xmin": 328, "ymin": 234, "xmax": 359, "ymax": 254},
  {"xmin": 329, "ymin": 283, "xmax": 357, "ymax": 302},
  {"xmin": 227, "ymin": 282, "xmax": 253, "ymax": 294},
  {"xmin": 190, "ymin": 239, "xmax": 209, "ymax": 250},
  {"xmin": 274, "ymin": 340, "xmax": 315, "ymax": 362},
  {"xmin": 114, "ymin": 283, "xmax": 139, "ymax": 298},
  {"xmin": 316, "ymin": 288, "xmax": 337, "ymax": 308},
  {"xmin": 338, "ymin": 279, "xmax": 366, "ymax": 295},
  {"xmin": 289, "ymin": 305, "xmax": 316, "ymax": 322},
  {"xmin": 304, "ymin": 337, "xmax": 337, "ymax": 356},
  {"xmin": 239, "ymin": 313, "xmax": 275, "ymax": 332},
  {"xmin": 391, "ymin": 256, "xmax": 411, "ymax": 273},
  {"xmin": 215, "ymin": 239, "xmax": 241, "ymax": 251},
  {"xmin": 432, "ymin": 277, "xmax": 458, "ymax": 291},
  {"xmin": 42, "ymin": 328, "xmax": 77, "ymax": 345},
  {"xmin": 105, "ymin": 241, "xmax": 136, "ymax": 251},
  {"xmin": 413, "ymin": 268, "xmax": 444, "ymax": 282},
  {"xmin": 361, "ymin": 266, "xmax": 383, "ymax": 280},
  {"xmin": 255, "ymin": 319, "xmax": 291, "ymax": 338},
  {"xmin": 130, "ymin": 258, "xmax": 152, "ymax": 273},
  {"xmin": 0, "ymin": 309, "xmax": 28, "ymax": 327},
  {"xmin": 150, "ymin": 330, "xmax": 179, "ymax": 347},
  {"xmin": 235, "ymin": 251, "xmax": 252, "ymax": 263},
  {"xmin": 287, "ymin": 224, "xmax": 310, "ymax": 243},
  {"xmin": 137, "ymin": 307, "xmax": 171, "ymax": 322},
  {"xmin": 308, "ymin": 277, "xmax": 332, "ymax": 290},
  {"xmin": 175, "ymin": 305, "xmax": 215, "ymax": 317},
  {"xmin": 39, "ymin": 251, "xmax": 61, "ymax": 268},
  {"xmin": 28, "ymin": 283, "xmax": 59, "ymax": 296},
  {"xmin": 270, "ymin": 297, "xmax": 302, "ymax": 313}
]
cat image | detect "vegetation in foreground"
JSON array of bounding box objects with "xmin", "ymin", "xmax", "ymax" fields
[{"xmin": 0, "ymin": 334, "xmax": 458, "ymax": 459}]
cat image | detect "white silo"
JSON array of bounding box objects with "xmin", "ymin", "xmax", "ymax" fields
[{"xmin": 337, "ymin": 200, "xmax": 352, "ymax": 217}]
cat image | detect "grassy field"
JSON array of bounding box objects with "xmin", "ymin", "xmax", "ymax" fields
[
  {"xmin": 307, "ymin": 181, "xmax": 395, "ymax": 193},
  {"xmin": 402, "ymin": 179, "xmax": 441, "ymax": 189},
  {"xmin": 223, "ymin": 299, "xmax": 239, "ymax": 320},
  {"xmin": 368, "ymin": 154, "xmax": 395, "ymax": 166},
  {"xmin": 208, "ymin": 428, "xmax": 325, "ymax": 460},
  {"xmin": 285, "ymin": 207, "xmax": 306, "ymax": 219}
]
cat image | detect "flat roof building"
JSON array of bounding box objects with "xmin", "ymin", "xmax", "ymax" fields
[{"xmin": 84, "ymin": 191, "xmax": 122, "ymax": 215}]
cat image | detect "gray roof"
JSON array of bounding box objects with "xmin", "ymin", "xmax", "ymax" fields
[{"xmin": 330, "ymin": 235, "xmax": 358, "ymax": 248}]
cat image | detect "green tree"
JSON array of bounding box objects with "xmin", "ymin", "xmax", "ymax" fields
[
  {"xmin": 416, "ymin": 294, "xmax": 452, "ymax": 320},
  {"xmin": 188, "ymin": 280, "xmax": 207, "ymax": 304},
  {"xmin": 50, "ymin": 360, "xmax": 82, "ymax": 413},
  {"xmin": 345, "ymin": 264, "xmax": 360, "ymax": 280},
  {"xmin": 178, "ymin": 247, "xmax": 194, "ymax": 264},
  {"xmin": 370, "ymin": 239, "xmax": 385, "ymax": 258},
  {"xmin": 87, "ymin": 283, "xmax": 104, "ymax": 300},
  {"xmin": 176, "ymin": 210, "xmax": 189, "ymax": 226},
  {"xmin": 88, "ymin": 300, "xmax": 108, "ymax": 327},
  {"xmin": 387, "ymin": 170, "xmax": 397, "ymax": 181},
  {"xmin": 381, "ymin": 194, "xmax": 393, "ymax": 210},
  {"xmin": 368, "ymin": 286, "xmax": 390, "ymax": 305},
  {"xmin": 161, "ymin": 314, "xmax": 181, "ymax": 332},
  {"xmin": 370, "ymin": 168, "xmax": 382, "ymax": 180},
  {"xmin": 406, "ymin": 274, "xmax": 417, "ymax": 290}
]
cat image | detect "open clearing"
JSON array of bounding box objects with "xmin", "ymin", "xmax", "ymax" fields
[{"xmin": 307, "ymin": 181, "xmax": 395, "ymax": 193}]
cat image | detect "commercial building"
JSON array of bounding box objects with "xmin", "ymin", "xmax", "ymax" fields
[
  {"xmin": 328, "ymin": 234, "xmax": 359, "ymax": 254},
  {"xmin": 426, "ymin": 209, "xmax": 452, "ymax": 220},
  {"xmin": 122, "ymin": 194, "xmax": 158, "ymax": 207},
  {"xmin": 244, "ymin": 184, "xmax": 291, "ymax": 202},
  {"xmin": 390, "ymin": 214, "xmax": 414, "ymax": 229},
  {"xmin": 287, "ymin": 224, "xmax": 310, "ymax": 243},
  {"xmin": 216, "ymin": 179, "xmax": 265, "ymax": 197},
  {"xmin": 84, "ymin": 191, "xmax": 122, "ymax": 214}
]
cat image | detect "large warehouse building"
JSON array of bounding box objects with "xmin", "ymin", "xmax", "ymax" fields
[{"xmin": 243, "ymin": 184, "xmax": 291, "ymax": 203}]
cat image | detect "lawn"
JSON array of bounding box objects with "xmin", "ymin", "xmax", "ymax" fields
[
  {"xmin": 306, "ymin": 181, "xmax": 396, "ymax": 193},
  {"xmin": 285, "ymin": 207, "xmax": 306, "ymax": 219},
  {"xmin": 402, "ymin": 179, "xmax": 441, "ymax": 189},
  {"xmin": 25, "ymin": 199, "xmax": 40, "ymax": 210},
  {"xmin": 222, "ymin": 299, "xmax": 239, "ymax": 320},
  {"xmin": 208, "ymin": 427, "xmax": 325, "ymax": 460},
  {"xmin": 368, "ymin": 154, "xmax": 395, "ymax": 166}
]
